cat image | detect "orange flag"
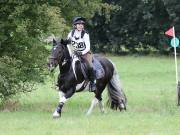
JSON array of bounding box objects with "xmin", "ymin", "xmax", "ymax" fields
[{"xmin": 165, "ymin": 27, "xmax": 174, "ymax": 37}]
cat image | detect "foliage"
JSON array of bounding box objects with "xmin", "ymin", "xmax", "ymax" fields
[
  {"xmin": 89, "ymin": 0, "xmax": 180, "ymax": 54},
  {"xmin": 1, "ymin": 0, "xmax": 180, "ymax": 100},
  {"xmin": 59, "ymin": 0, "xmax": 102, "ymax": 24},
  {"xmin": 0, "ymin": 2, "xmax": 66, "ymax": 100},
  {"xmin": 0, "ymin": 0, "xmax": 104, "ymax": 101}
]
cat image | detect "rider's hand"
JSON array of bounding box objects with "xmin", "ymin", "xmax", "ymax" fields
[{"xmin": 75, "ymin": 51, "xmax": 82, "ymax": 56}]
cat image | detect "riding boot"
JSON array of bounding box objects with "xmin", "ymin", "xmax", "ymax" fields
[{"xmin": 89, "ymin": 67, "xmax": 96, "ymax": 92}]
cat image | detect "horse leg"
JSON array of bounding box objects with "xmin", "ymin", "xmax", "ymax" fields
[
  {"xmin": 86, "ymin": 96, "xmax": 106, "ymax": 115},
  {"xmin": 86, "ymin": 82, "xmax": 106, "ymax": 115},
  {"xmin": 53, "ymin": 91, "xmax": 65, "ymax": 118},
  {"xmin": 96, "ymin": 83, "xmax": 107, "ymax": 114},
  {"xmin": 53, "ymin": 87, "xmax": 75, "ymax": 118},
  {"xmin": 86, "ymin": 97, "xmax": 99, "ymax": 115},
  {"xmin": 98, "ymin": 99, "xmax": 105, "ymax": 113}
]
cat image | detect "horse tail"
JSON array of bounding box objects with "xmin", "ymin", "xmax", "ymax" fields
[{"xmin": 107, "ymin": 63, "xmax": 127, "ymax": 110}]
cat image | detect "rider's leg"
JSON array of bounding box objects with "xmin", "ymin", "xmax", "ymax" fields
[{"xmin": 82, "ymin": 52, "xmax": 96, "ymax": 92}]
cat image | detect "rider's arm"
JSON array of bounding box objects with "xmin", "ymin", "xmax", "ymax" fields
[{"xmin": 83, "ymin": 33, "xmax": 90, "ymax": 54}]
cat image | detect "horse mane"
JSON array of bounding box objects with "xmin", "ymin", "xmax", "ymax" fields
[{"xmin": 58, "ymin": 41, "xmax": 72, "ymax": 74}]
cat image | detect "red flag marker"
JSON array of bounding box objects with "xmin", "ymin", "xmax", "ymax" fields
[{"xmin": 165, "ymin": 27, "xmax": 174, "ymax": 37}]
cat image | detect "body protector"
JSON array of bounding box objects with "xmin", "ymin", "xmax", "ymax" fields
[{"xmin": 67, "ymin": 29, "xmax": 90, "ymax": 56}]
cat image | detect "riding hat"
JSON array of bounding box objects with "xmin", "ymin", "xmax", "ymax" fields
[{"xmin": 73, "ymin": 16, "xmax": 86, "ymax": 25}]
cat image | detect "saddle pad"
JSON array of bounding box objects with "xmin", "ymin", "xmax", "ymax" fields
[{"xmin": 93, "ymin": 58, "xmax": 105, "ymax": 79}]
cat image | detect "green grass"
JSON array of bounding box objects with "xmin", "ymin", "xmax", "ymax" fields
[{"xmin": 1, "ymin": 56, "xmax": 180, "ymax": 135}]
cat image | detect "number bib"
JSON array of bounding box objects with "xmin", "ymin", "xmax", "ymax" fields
[{"xmin": 71, "ymin": 38, "xmax": 86, "ymax": 51}]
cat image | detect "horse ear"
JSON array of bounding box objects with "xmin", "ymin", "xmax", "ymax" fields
[
  {"xmin": 60, "ymin": 39, "xmax": 64, "ymax": 44},
  {"xmin": 53, "ymin": 38, "xmax": 56, "ymax": 46}
]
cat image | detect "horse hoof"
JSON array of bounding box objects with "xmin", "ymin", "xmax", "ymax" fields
[{"xmin": 53, "ymin": 111, "xmax": 61, "ymax": 118}]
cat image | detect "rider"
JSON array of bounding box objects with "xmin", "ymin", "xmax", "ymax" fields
[{"xmin": 65, "ymin": 16, "xmax": 96, "ymax": 92}]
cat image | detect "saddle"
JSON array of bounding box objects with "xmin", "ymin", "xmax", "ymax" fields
[
  {"xmin": 72, "ymin": 55, "xmax": 105, "ymax": 80},
  {"xmin": 72, "ymin": 55, "xmax": 105, "ymax": 92},
  {"xmin": 92, "ymin": 57, "xmax": 105, "ymax": 79}
]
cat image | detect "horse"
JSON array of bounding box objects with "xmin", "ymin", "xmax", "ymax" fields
[{"xmin": 48, "ymin": 39, "xmax": 127, "ymax": 118}]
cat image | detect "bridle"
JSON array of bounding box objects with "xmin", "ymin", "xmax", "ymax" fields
[{"xmin": 48, "ymin": 56, "xmax": 59, "ymax": 60}]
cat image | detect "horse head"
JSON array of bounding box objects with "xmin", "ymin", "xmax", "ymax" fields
[{"xmin": 48, "ymin": 39, "xmax": 65, "ymax": 72}]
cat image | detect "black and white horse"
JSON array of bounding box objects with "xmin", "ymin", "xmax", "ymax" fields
[{"xmin": 48, "ymin": 39, "xmax": 127, "ymax": 118}]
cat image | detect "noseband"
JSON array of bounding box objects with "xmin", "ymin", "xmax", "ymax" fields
[{"xmin": 49, "ymin": 56, "xmax": 58, "ymax": 60}]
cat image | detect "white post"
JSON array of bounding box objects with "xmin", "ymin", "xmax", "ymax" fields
[
  {"xmin": 173, "ymin": 26, "xmax": 178, "ymax": 85},
  {"xmin": 172, "ymin": 26, "xmax": 180, "ymax": 105}
]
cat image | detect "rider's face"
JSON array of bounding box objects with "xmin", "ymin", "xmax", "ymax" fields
[{"xmin": 76, "ymin": 23, "xmax": 84, "ymax": 31}]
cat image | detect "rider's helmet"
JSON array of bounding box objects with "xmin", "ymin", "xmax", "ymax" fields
[{"xmin": 72, "ymin": 16, "xmax": 86, "ymax": 25}]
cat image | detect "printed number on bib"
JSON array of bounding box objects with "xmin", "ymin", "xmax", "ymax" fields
[{"xmin": 72, "ymin": 41, "xmax": 86, "ymax": 51}]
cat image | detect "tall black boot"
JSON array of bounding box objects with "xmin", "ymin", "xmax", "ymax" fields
[{"xmin": 89, "ymin": 67, "xmax": 96, "ymax": 92}]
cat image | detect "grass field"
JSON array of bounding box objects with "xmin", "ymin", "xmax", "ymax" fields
[{"xmin": 1, "ymin": 56, "xmax": 180, "ymax": 135}]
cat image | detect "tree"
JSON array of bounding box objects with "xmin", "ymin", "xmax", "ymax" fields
[
  {"xmin": 0, "ymin": 0, "xmax": 105, "ymax": 101},
  {"xmin": 89, "ymin": 0, "xmax": 180, "ymax": 54},
  {"xmin": 0, "ymin": 2, "xmax": 66, "ymax": 100}
]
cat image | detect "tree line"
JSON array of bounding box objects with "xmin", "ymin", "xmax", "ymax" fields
[
  {"xmin": 0, "ymin": 0, "xmax": 179, "ymax": 100},
  {"xmin": 89, "ymin": 0, "xmax": 180, "ymax": 54}
]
